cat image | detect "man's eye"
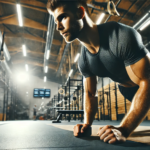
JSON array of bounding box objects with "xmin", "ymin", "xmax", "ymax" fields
[{"xmin": 60, "ymin": 16, "xmax": 66, "ymax": 21}]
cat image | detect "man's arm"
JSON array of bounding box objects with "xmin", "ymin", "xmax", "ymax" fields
[
  {"xmin": 97, "ymin": 54, "xmax": 150, "ymax": 144},
  {"xmin": 84, "ymin": 76, "xmax": 98, "ymax": 126},
  {"xmin": 120, "ymin": 54, "xmax": 150, "ymax": 137},
  {"xmin": 73, "ymin": 76, "xmax": 98, "ymax": 136}
]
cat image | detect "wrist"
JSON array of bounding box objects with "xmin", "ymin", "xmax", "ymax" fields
[
  {"xmin": 118, "ymin": 126, "xmax": 130, "ymax": 138},
  {"xmin": 84, "ymin": 123, "xmax": 91, "ymax": 127},
  {"xmin": 84, "ymin": 120, "xmax": 92, "ymax": 126}
]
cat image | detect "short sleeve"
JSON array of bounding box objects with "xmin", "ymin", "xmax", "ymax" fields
[
  {"xmin": 78, "ymin": 47, "xmax": 95, "ymax": 78},
  {"xmin": 117, "ymin": 23, "xmax": 149, "ymax": 66}
]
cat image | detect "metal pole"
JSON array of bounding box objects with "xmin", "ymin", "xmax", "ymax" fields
[
  {"xmin": 2, "ymin": 72, "xmax": 6, "ymax": 121},
  {"xmin": 65, "ymin": 86, "xmax": 67, "ymax": 120},
  {"xmin": 102, "ymin": 78, "xmax": 105, "ymax": 120},
  {"xmin": 114, "ymin": 82, "xmax": 118, "ymax": 121},
  {"xmin": 12, "ymin": 83, "xmax": 14, "ymax": 120},
  {"xmin": 6, "ymin": 78, "xmax": 9, "ymax": 121},
  {"xmin": 69, "ymin": 77, "xmax": 70, "ymax": 122},
  {"xmin": 109, "ymin": 79, "xmax": 112, "ymax": 121},
  {"xmin": 16, "ymin": 85, "xmax": 18, "ymax": 119},
  {"xmin": 81, "ymin": 76, "xmax": 83, "ymax": 122},
  {"xmin": 77, "ymin": 86, "xmax": 79, "ymax": 120},
  {"xmin": 124, "ymin": 97, "xmax": 127, "ymax": 114}
]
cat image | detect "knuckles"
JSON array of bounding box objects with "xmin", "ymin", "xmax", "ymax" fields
[
  {"xmin": 106, "ymin": 129, "xmax": 112, "ymax": 133},
  {"xmin": 105, "ymin": 125, "xmax": 110, "ymax": 129}
]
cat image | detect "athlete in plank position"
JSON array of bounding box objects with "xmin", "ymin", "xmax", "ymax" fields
[{"xmin": 47, "ymin": 0, "xmax": 150, "ymax": 144}]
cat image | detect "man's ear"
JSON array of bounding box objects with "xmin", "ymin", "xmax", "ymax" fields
[{"xmin": 77, "ymin": 6, "xmax": 85, "ymax": 19}]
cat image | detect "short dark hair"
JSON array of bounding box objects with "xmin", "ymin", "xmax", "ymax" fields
[{"xmin": 47, "ymin": 0, "xmax": 89, "ymax": 15}]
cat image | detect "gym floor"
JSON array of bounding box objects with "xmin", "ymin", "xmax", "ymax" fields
[{"xmin": 0, "ymin": 120, "xmax": 150, "ymax": 150}]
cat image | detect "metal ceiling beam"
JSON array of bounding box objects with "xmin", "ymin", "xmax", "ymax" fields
[
  {"xmin": 56, "ymin": 43, "xmax": 70, "ymax": 77},
  {"xmin": 12, "ymin": 59, "xmax": 56, "ymax": 70},
  {"xmin": 19, "ymin": 0, "xmax": 46, "ymax": 8},
  {"xmin": 0, "ymin": 0, "xmax": 48, "ymax": 13},
  {"xmin": 0, "ymin": 27, "xmax": 61, "ymax": 45},
  {"xmin": 44, "ymin": 14, "xmax": 55, "ymax": 71},
  {"xmin": 118, "ymin": 0, "xmax": 137, "ymax": 22},
  {"xmin": 0, "ymin": 14, "xmax": 16, "ymax": 21},
  {"xmin": 0, "ymin": 15, "xmax": 47, "ymax": 31},
  {"xmin": 56, "ymin": 39, "xmax": 66, "ymax": 72},
  {"xmin": 90, "ymin": 1, "xmax": 132, "ymax": 15},
  {"xmin": 5, "ymin": 32, "xmax": 46, "ymax": 43},
  {"xmin": 7, "ymin": 46, "xmax": 58, "ymax": 57},
  {"xmin": 0, "ymin": 31, "xmax": 12, "ymax": 74}
]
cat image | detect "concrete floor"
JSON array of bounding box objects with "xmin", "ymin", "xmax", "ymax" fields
[{"xmin": 0, "ymin": 120, "xmax": 150, "ymax": 150}]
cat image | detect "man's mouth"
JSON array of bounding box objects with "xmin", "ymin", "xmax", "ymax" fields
[
  {"xmin": 61, "ymin": 32, "xmax": 68, "ymax": 36},
  {"xmin": 63, "ymin": 32, "xmax": 68, "ymax": 36}
]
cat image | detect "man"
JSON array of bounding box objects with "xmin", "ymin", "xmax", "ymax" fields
[
  {"xmin": 47, "ymin": 0, "xmax": 150, "ymax": 144},
  {"xmin": 33, "ymin": 104, "xmax": 37, "ymax": 120}
]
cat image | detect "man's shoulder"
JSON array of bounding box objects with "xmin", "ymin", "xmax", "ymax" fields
[
  {"xmin": 97, "ymin": 21, "xmax": 130, "ymax": 33},
  {"xmin": 97, "ymin": 21, "xmax": 120, "ymax": 29}
]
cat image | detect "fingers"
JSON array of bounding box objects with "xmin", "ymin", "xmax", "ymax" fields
[
  {"xmin": 73, "ymin": 124, "xmax": 90, "ymax": 137},
  {"xmin": 97, "ymin": 125, "xmax": 126, "ymax": 144},
  {"xmin": 97, "ymin": 125, "xmax": 110, "ymax": 137},
  {"xmin": 100, "ymin": 128, "xmax": 113, "ymax": 140},
  {"xmin": 97, "ymin": 125, "xmax": 116, "ymax": 143},
  {"xmin": 81, "ymin": 124, "xmax": 89, "ymax": 133},
  {"xmin": 98, "ymin": 127, "xmax": 116, "ymax": 143},
  {"xmin": 73, "ymin": 124, "xmax": 85, "ymax": 136},
  {"xmin": 74, "ymin": 124, "xmax": 80, "ymax": 136},
  {"xmin": 108, "ymin": 137, "xmax": 117, "ymax": 144},
  {"xmin": 103, "ymin": 133, "xmax": 115, "ymax": 143}
]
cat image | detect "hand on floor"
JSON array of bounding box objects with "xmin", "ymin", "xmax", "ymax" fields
[
  {"xmin": 73, "ymin": 124, "xmax": 91, "ymax": 137},
  {"xmin": 97, "ymin": 125, "xmax": 126, "ymax": 144}
]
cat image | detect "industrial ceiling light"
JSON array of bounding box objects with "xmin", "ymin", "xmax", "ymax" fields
[
  {"xmin": 25, "ymin": 64, "xmax": 28, "ymax": 71},
  {"xmin": 65, "ymin": 69, "xmax": 73, "ymax": 85},
  {"xmin": 22, "ymin": 45, "xmax": 26, "ymax": 56},
  {"xmin": 140, "ymin": 19, "xmax": 150, "ymax": 31},
  {"xmin": 96, "ymin": 13, "xmax": 105, "ymax": 25},
  {"xmin": 133, "ymin": 11, "xmax": 150, "ymax": 30},
  {"xmin": 44, "ymin": 76, "xmax": 47, "ymax": 82},
  {"xmin": 46, "ymin": 50, "xmax": 50, "ymax": 59},
  {"xmin": 45, "ymin": 66, "xmax": 48, "ymax": 73},
  {"xmin": 74, "ymin": 53, "xmax": 80, "ymax": 62},
  {"xmin": 68, "ymin": 69, "xmax": 73, "ymax": 77},
  {"xmin": 16, "ymin": 4, "xmax": 23, "ymax": 27}
]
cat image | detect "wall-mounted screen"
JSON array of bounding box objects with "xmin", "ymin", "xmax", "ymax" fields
[{"xmin": 33, "ymin": 89, "xmax": 51, "ymax": 98}]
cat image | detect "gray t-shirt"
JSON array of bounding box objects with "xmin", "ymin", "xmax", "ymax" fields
[
  {"xmin": 78, "ymin": 21, "xmax": 148, "ymax": 83},
  {"xmin": 33, "ymin": 106, "xmax": 37, "ymax": 112}
]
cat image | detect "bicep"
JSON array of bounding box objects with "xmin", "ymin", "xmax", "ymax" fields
[
  {"xmin": 84, "ymin": 76, "xmax": 97, "ymax": 96},
  {"xmin": 126, "ymin": 53, "xmax": 150, "ymax": 85}
]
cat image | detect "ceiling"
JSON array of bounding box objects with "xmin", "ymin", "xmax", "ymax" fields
[{"xmin": 0, "ymin": 0, "xmax": 150, "ymax": 85}]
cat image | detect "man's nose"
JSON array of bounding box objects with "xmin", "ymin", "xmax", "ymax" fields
[{"xmin": 56, "ymin": 22, "xmax": 64, "ymax": 31}]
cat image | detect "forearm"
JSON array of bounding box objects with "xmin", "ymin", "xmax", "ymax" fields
[
  {"xmin": 119, "ymin": 83, "xmax": 150, "ymax": 137},
  {"xmin": 84, "ymin": 92, "xmax": 98, "ymax": 126}
]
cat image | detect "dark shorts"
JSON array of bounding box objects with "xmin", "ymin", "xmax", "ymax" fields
[
  {"xmin": 118, "ymin": 85, "xmax": 139, "ymax": 102},
  {"xmin": 34, "ymin": 112, "xmax": 36, "ymax": 116}
]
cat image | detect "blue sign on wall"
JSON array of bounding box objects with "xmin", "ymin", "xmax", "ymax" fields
[{"xmin": 33, "ymin": 89, "xmax": 51, "ymax": 98}]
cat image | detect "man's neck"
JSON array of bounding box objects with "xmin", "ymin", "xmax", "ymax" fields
[{"xmin": 77, "ymin": 16, "xmax": 100, "ymax": 54}]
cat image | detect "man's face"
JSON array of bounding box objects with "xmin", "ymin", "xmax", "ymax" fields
[{"xmin": 53, "ymin": 6, "xmax": 83, "ymax": 43}]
